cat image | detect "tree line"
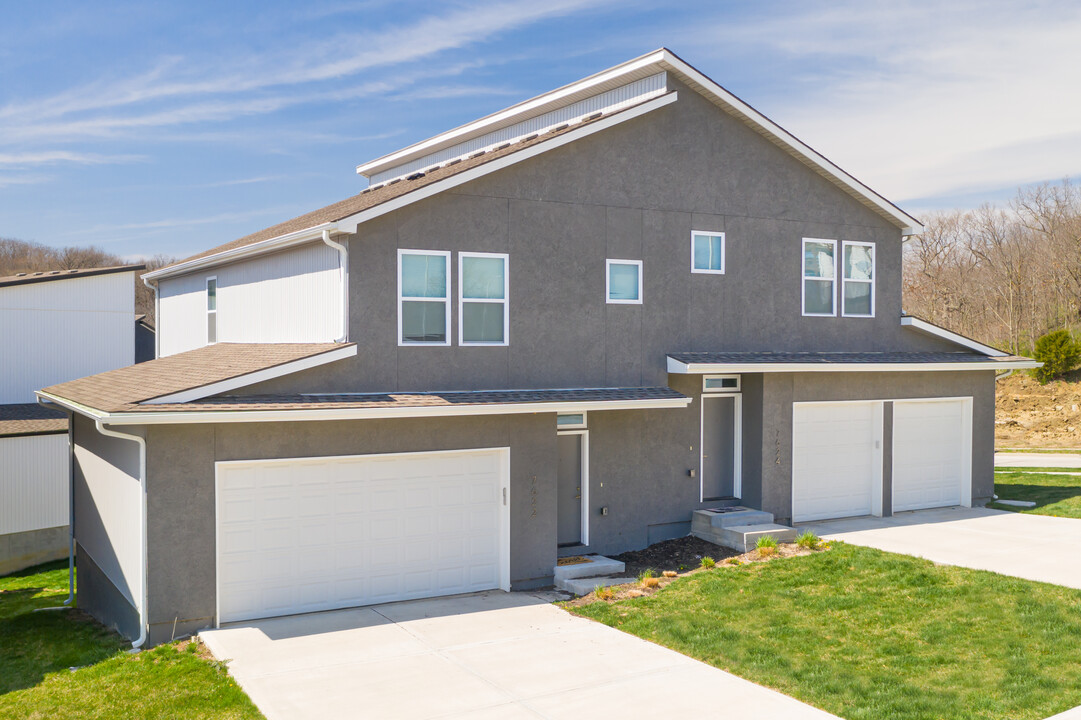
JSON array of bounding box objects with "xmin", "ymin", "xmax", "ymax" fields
[{"xmin": 903, "ymin": 180, "xmax": 1081, "ymax": 354}]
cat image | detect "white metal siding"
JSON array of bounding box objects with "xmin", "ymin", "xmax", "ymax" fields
[
  {"xmin": 892, "ymin": 399, "xmax": 971, "ymax": 512},
  {"xmin": 0, "ymin": 273, "xmax": 135, "ymax": 403},
  {"xmin": 0, "ymin": 434, "xmax": 69, "ymax": 535},
  {"xmin": 371, "ymin": 73, "xmax": 668, "ymax": 184},
  {"xmin": 157, "ymin": 242, "xmax": 341, "ymax": 356}
]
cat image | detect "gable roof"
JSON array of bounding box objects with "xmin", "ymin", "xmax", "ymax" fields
[
  {"xmin": 147, "ymin": 47, "xmax": 923, "ymax": 282},
  {"xmin": 0, "ymin": 264, "xmax": 145, "ymax": 289}
]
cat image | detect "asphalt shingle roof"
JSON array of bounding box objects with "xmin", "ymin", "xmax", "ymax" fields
[
  {"xmin": 0, "ymin": 404, "xmax": 68, "ymax": 437},
  {"xmin": 0, "ymin": 264, "xmax": 145, "ymax": 289},
  {"xmin": 668, "ymin": 351, "xmax": 1029, "ymax": 365}
]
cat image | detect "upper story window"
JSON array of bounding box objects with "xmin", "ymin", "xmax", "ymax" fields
[
  {"xmin": 206, "ymin": 276, "xmax": 217, "ymax": 344},
  {"xmin": 606, "ymin": 259, "xmax": 642, "ymax": 304},
  {"xmin": 842, "ymin": 242, "xmax": 875, "ymax": 317},
  {"xmin": 459, "ymin": 252, "xmax": 508, "ymax": 346},
  {"xmin": 801, "ymin": 239, "xmax": 836, "ymax": 317},
  {"xmin": 398, "ymin": 250, "xmax": 450, "ymax": 345},
  {"xmin": 691, "ymin": 232, "xmax": 725, "ymax": 274}
]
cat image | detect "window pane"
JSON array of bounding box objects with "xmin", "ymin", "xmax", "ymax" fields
[
  {"xmin": 705, "ymin": 377, "xmax": 738, "ymax": 390},
  {"xmin": 401, "ymin": 300, "xmax": 446, "ymax": 342},
  {"xmin": 844, "ymin": 282, "xmax": 872, "ymax": 316},
  {"xmin": 401, "ymin": 254, "xmax": 447, "ymax": 298},
  {"xmin": 803, "ymin": 242, "xmax": 834, "ymax": 278},
  {"xmin": 557, "ymin": 413, "xmax": 584, "ymax": 427},
  {"xmin": 845, "ymin": 244, "xmax": 873, "ymax": 280},
  {"xmin": 462, "ymin": 302, "xmax": 504, "ymax": 343},
  {"xmin": 462, "ymin": 256, "xmax": 505, "ymax": 299},
  {"xmin": 693, "ymin": 234, "xmax": 723, "ymax": 271},
  {"xmin": 207, "ymin": 279, "xmax": 216, "ymax": 311},
  {"xmin": 804, "ymin": 279, "xmax": 834, "ymax": 314},
  {"xmin": 608, "ymin": 263, "xmax": 640, "ymax": 301}
]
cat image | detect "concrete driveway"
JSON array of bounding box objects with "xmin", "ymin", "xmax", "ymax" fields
[
  {"xmin": 996, "ymin": 452, "xmax": 1081, "ymax": 468},
  {"xmin": 803, "ymin": 506, "xmax": 1081, "ymax": 590},
  {"xmin": 200, "ymin": 590, "xmax": 838, "ymax": 720}
]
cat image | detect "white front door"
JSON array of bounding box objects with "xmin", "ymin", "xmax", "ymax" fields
[
  {"xmin": 215, "ymin": 448, "xmax": 510, "ymax": 624},
  {"xmin": 792, "ymin": 401, "xmax": 882, "ymax": 522},
  {"xmin": 892, "ymin": 399, "xmax": 971, "ymax": 512}
]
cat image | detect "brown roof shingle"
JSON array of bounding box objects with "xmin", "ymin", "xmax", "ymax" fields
[
  {"xmin": 0, "ymin": 404, "xmax": 68, "ymax": 437},
  {"xmin": 0, "ymin": 264, "xmax": 145, "ymax": 289},
  {"xmin": 41, "ymin": 343, "xmax": 353, "ymax": 413}
]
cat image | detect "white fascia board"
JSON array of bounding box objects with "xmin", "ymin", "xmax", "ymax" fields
[
  {"xmin": 38, "ymin": 394, "xmax": 691, "ymax": 427},
  {"xmin": 356, "ymin": 50, "xmax": 668, "ymax": 177},
  {"xmin": 143, "ymin": 344, "xmax": 358, "ymax": 404},
  {"xmin": 143, "ymin": 223, "xmax": 339, "ymax": 282},
  {"xmin": 338, "ymin": 92, "xmax": 678, "ymax": 234},
  {"xmin": 900, "ymin": 317, "xmax": 1007, "ymax": 357},
  {"xmin": 36, "ymin": 392, "xmax": 108, "ymax": 421},
  {"xmin": 666, "ymin": 357, "xmax": 1040, "ymax": 374}
]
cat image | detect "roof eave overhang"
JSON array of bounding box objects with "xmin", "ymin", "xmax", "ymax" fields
[
  {"xmin": 35, "ymin": 392, "xmax": 691, "ymax": 426},
  {"xmin": 666, "ymin": 357, "xmax": 1041, "ymax": 374},
  {"xmin": 900, "ymin": 316, "xmax": 1007, "ymax": 356}
]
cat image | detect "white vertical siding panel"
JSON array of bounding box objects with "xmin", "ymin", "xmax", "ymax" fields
[
  {"xmin": 157, "ymin": 242, "xmax": 341, "ymax": 356},
  {"xmin": 0, "ymin": 273, "xmax": 136, "ymax": 403},
  {"xmin": 0, "ymin": 434, "xmax": 69, "ymax": 535}
]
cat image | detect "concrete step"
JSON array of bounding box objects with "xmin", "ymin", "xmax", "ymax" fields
[
  {"xmin": 552, "ymin": 555, "xmax": 625, "ymax": 582},
  {"xmin": 557, "ymin": 576, "xmax": 636, "ymax": 596},
  {"xmin": 692, "ymin": 507, "xmax": 775, "ymax": 531},
  {"xmin": 692, "ymin": 522, "xmax": 799, "ymax": 553}
]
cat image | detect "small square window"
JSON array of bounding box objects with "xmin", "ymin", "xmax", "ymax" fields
[
  {"xmin": 606, "ymin": 259, "xmax": 642, "ymax": 304},
  {"xmin": 691, "ymin": 232, "xmax": 725, "ymax": 274}
]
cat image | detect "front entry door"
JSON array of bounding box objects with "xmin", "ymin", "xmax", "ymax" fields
[
  {"xmin": 702, "ymin": 395, "xmax": 740, "ymax": 500},
  {"xmin": 557, "ymin": 433, "xmax": 583, "ymax": 545}
]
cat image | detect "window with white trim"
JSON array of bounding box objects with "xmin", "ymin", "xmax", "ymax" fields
[
  {"xmin": 398, "ymin": 250, "xmax": 450, "ymax": 345},
  {"xmin": 459, "ymin": 252, "xmax": 508, "ymax": 345},
  {"xmin": 691, "ymin": 231, "xmax": 725, "ymax": 274},
  {"xmin": 606, "ymin": 259, "xmax": 642, "ymax": 304},
  {"xmin": 557, "ymin": 412, "xmax": 587, "ymax": 429},
  {"xmin": 206, "ymin": 276, "xmax": 217, "ymax": 344},
  {"xmin": 802, "ymin": 238, "xmax": 836, "ymax": 317},
  {"xmin": 842, "ymin": 241, "xmax": 875, "ymax": 317},
  {"xmin": 703, "ymin": 375, "xmax": 740, "ymax": 392}
]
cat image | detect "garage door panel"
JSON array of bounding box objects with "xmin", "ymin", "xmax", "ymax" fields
[
  {"xmin": 793, "ymin": 402, "xmax": 879, "ymax": 523},
  {"xmin": 217, "ymin": 448, "xmax": 507, "ymax": 623},
  {"xmin": 893, "ymin": 400, "xmax": 967, "ymax": 512}
]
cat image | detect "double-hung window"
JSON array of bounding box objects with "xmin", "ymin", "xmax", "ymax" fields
[
  {"xmin": 691, "ymin": 231, "xmax": 725, "ymax": 274},
  {"xmin": 606, "ymin": 259, "xmax": 642, "ymax": 304},
  {"xmin": 206, "ymin": 277, "xmax": 217, "ymax": 344},
  {"xmin": 841, "ymin": 241, "xmax": 875, "ymax": 317},
  {"xmin": 398, "ymin": 250, "xmax": 450, "ymax": 345},
  {"xmin": 801, "ymin": 238, "xmax": 836, "ymax": 317},
  {"xmin": 459, "ymin": 252, "xmax": 508, "ymax": 345}
]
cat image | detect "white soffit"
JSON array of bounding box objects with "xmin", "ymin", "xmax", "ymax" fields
[{"xmin": 900, "ymin": 316, "xmax": 1007, "ymax": 357}]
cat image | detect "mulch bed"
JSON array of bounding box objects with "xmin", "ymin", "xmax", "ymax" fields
[{"xmin": 613, "ymin": 536, "xmax": 739, "ymax": 577}]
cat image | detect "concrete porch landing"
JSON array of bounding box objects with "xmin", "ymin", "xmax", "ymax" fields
[{"xmin": 691, "ymin": 507, "xmax": 798, "ymax": 552}]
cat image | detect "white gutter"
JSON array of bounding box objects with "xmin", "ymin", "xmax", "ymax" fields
[
  {"xmin": 93, "ymin": 420, "xmax": 148, "ymax": 651},
  {"xmin": 64, "ymin": 413, "xmax": 74, "ymax": 605},
  {"xmin": 142, "ymin": 274, "xmax": 159, "ymax": 359},
  {"xmin": 666, "ymin": 357, "xmax": 1041, "ymax": 374},
  {"xmin": 321, "ymin": 229, "xmax": 349, "ymax": 342}
]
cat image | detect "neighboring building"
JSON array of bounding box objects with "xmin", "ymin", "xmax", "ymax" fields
[
  {"xmin": 134, "ymin": 315, "xmax": 156, "ymax": 364},
  {"xmin": 0, "ymin": 264, "xmax": 143, "ymax": 574},
  {"xmin": 39, "ymin": 49, "xmax": 1036, "ymax": 646}
]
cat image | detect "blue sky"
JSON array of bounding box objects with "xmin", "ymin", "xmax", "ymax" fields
[{"xmin": 1, "ymin": 0, "xmax": 1078, "ymax": 260}]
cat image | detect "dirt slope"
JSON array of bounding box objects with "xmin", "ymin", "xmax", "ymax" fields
[{"xmin": 996, "ymin": 370, "xmax": 1081, "ymax": 448}]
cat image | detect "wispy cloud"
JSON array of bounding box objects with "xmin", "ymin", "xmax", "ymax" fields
[
  {"xmin": 58, "ymin": 208, "xmax": 293, "ymax": 238},
  {"xmin": 0, "ymin": 151, "xmax": 144, "ymax": 167}
]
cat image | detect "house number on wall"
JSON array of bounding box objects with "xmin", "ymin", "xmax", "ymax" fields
[{"xmin": 530, "ymin": 475, "xmax": 538, "ymax": 519}]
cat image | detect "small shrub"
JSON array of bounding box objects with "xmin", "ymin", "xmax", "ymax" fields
[
  {"xmin": 662, "ymin": 570, "xmax": 677, "ymax": 578},
  {"xmin": 1032, "ymin": 329, "xmax": 1081, "ymax": 384},
  {"xmin": 796, "ymin": 530, "xmax": 820, "ymax": 549},
  {"xmin": 641, "ymin": 577, "xmax": 661, "ymax": 589},
  {"xmin": 755, "ymin": 534, "xmax": 778, "ymax": 550},
  {"xmin": 593, "ymin": 584, "xmax": 614, "ymax": 600},
  {"xmin": 637, "ymin": 568, "xmax": 656, "ymax": 582},
  {"xmin": 724, "ymin": 557, "xmax": 742, "ymax": 566},
  {"xmin": 700, "ymin": 556, "xmax": 716, "ymax": 569}
]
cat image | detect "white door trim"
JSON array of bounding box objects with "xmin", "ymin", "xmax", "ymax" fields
[
  {"xmin": 557, "ymin": 429, "xmax": 589, "ymax": 546},
  {"xmin": 699, "ymin": 393, "xmax": 742, "ymax": 502},
  {"xmin": 213, "ymin": 446, "xmax": 511, "ymax": 628}
]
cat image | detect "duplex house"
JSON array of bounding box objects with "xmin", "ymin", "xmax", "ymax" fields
[
  {"xmin": 37, "ymin": 49, "xmax": 1036, "ymax": 647},
  {"xmin": 0, "ymin": 264, "xmax": 143, "ymax": 573}
]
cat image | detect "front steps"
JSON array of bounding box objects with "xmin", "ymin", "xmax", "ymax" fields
[
  {"xmin": 553, "ymin": 555, "xmax": 631, "ymax": 595},
  {"xmin": 691, "ymin": 506, "xmax": 798, "ymax": 552}
]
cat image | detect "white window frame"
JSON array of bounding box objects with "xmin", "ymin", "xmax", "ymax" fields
[
  {"xmin": 206, "ymin": 276, "xmax": 217, "ymax": 345},
  {"xmin": 606, "ymin": 259, "xmax": 643, "ymax": 305},
  {"xmin": 702, "ymin": 375, "xmax": 741, "ymax": 393},
  {"xmin": 458, "ymin": 251, "xmax": 509, "ymax": 347},
  {"xmin": 801, "ymin": 238, "xmax": 837, "ymax": 318},
  {"xmin": 398, "ymin": 249, "xmax": 452, "ymax": 347},
  {"xmin": 556, "ymin": 412, "xmax": 588, "ymax": 430},
  {"xmin": 841, "ymin": 241, "xmax": 875, "ymax": 318},
  {"xmin": 690, "ymin": 231, "xmax": 726, "ymax": 274}
]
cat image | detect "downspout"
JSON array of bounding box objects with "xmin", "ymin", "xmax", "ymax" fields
[
  {"xmin": 142, "ymin": 275, "xmax": 158, "ymax": 359},
  {"xmin": 94, "ymin": 420, "xmax": 148, "ymax": 651},
  {"xmin": 321, "ymin": 229, "xmax": 349, "ymax": 343},
  {"xmin": 65, "ymin": 413, "xmax": 74, "ymax": 605}
]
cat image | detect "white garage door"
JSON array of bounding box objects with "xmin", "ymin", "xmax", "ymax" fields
[
  {"xmin": 216, "ymin": 448, "xmax": 509, "ymax": 624},
  {"xmin": 792, "ymin": 402, "xmax": 881, "ymax": 522},
  {"xmin": 892, "ymin": 399, "xmax": 970, "ymax": 512}
]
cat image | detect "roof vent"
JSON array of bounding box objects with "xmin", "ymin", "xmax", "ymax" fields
[
  {"xmin": 406, "ymin": 172, "xmax": 425, "ymax": 181},
  {"xmin": 15, "ymin": 272, "xmax": 26, "ymax": 277},
  {"xmin": 33, "ymin": 272, "xmax": 43, "ymax": 276}
]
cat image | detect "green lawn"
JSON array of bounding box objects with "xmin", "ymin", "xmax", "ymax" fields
[
  {"xmin": 991, "ymin": 468, "xmax": 1081, "ymax": 518},
  {"xmin": 571, "ymin": 544, "xmax": 1081, "ymax": 720},
  {"xmin": 0, "ymin": 561, "xmax": 262, "ymax": 719}
]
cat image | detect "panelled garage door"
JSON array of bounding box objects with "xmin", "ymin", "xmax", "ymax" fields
[
  {"xmin": 792, "ymin": 402, "xmax": 881, "ymax": 522},
  {"xmin": 892, "ymin": 400, "xmax": 969, "ymax": 512},
  {"xmin": 216, "ymin": 448, "xmax": 510, "ymax": 624}
]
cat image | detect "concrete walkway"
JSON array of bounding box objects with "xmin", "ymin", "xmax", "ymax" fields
[
  {"xmin": 996, "ymin": 452, "xmax": 1081, "ymax": 468},
  {"xmin": 803, "ymin": 506, "xmax": 1081, "ymax": 590},
  {"xmin": 200, "ymin": 590, "xmax": 838, "ymax": 720}
]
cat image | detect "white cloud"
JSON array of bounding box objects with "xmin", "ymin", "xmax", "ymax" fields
[{"xmin": 0, "ymin": 151, "xmax": 144, "ymax": 166}]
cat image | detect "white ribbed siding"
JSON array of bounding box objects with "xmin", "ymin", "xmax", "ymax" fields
[
  {"xmin": 0, "ymin": 434, "xmax": 69, "ymax": 535},
  {"xmin": 370, "ymin": 73, "xmax": 668, "ymax": 184},
  {"xmin": 0, "ymin": 272, "xmax": 136, "ymax": 403},
  {"xmin": 157, "ymin": 241, "xmax": 342, "ymax": 356}
]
